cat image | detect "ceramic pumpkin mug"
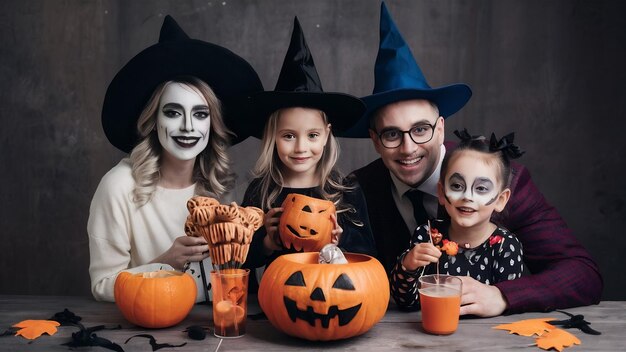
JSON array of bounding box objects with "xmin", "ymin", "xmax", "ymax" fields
[
  {"xmin": 278, "ymin": 193, "xmax": 336, "ymax": 252},
  {"xmin": 258, "ymin": 252, "xmax": 389, "ymax": 341}
]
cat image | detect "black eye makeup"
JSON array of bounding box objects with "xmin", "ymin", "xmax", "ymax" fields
[
  {"xmin": 448, "ymin": 173, "xmax": 466, "ymax": 191},
  {"xmin": 444, "ymin": 172, "xmax": 500, "ymax": 206},
  {"xmin": 192, "ymin": 107, "xmax": 209, "ymax": 119},
  {"xmin": 472, "ymin": 177, "xmax": 494, "ymax": 194}
]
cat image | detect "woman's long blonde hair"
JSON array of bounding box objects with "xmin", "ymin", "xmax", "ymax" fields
[
  {"xmin": 129, "ymin": 76, "xmax": 234, "ymax": 206},
  {"xmin": 251, "ymin": 108, "xmax": 352, "ymax": 212}
]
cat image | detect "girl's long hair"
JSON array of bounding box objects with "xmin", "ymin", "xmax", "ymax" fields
[{"xmin": 130, "ymin": 76, "xmax": 234, "ymax": 206}]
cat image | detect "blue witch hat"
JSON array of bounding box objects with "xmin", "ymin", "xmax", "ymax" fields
[{"xmin": 341, "ymin": 2, "xmax": 472, "ymax": 138}]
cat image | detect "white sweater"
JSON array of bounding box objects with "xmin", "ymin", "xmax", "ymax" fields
[{"xmin": 88, "ymin": 159, "xmax": 212, "ymax": 302}]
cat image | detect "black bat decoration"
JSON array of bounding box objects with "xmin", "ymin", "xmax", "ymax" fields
[
  {"xmin": 125, "ymin": 334, "xmax": 187, "ymax": 351},
  {"xmin": 50, "ymin": 308, "xmax": 82, "ymax": 326},
  {"xmin": 62, "ymin": 323, "xmax": 124, "ymax": 352},
  {"xmin": 550, "ymin": 310, "xmax": 601, "ymax": 335}
]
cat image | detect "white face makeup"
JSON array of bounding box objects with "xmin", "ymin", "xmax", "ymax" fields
[
  {"xmin": 438, "ymin": 150, "xmax": 511, "ymax": 233},
  {"xmin": 445, "ymin": 172, "xmax": 499, "ymax": 206},
  {"xmin": 157, "ymin": 82, "xmax": 211, "ymax": 161}
]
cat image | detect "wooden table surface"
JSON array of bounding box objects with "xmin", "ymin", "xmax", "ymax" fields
[{"xmin": 0, "ymin": 295, "xmax": 623, "ymax": 351}]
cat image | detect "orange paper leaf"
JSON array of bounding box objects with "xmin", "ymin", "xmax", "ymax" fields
[
  {"xmin": 12, "ymin": 320, "xmax": 60, "ymax": 340},
  {"xmin": 493, "ymin": 318, "xmax": 557, "ymax": 336},
  {"xmin": 535, "ymin": 328, "xmax": 581, "ymax": 352}
]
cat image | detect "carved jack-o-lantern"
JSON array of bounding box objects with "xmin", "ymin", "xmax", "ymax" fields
[
  {"xmin": 258, "ymin": 252, "xmax": 389, "ymax": 341},
  {"xmin": 279, "ymin": 193, "xmax": 336, "ymax": 252}
]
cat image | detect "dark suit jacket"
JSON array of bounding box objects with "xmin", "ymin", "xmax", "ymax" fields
[{"xmin": 352, "ymin": 146, "xmax": 603, "ymax": 313}]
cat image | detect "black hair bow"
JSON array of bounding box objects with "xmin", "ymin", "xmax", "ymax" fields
[
  {"xmin": 453, "ymin": 128, "xmax": 484, "ymax": 142},
  {"xmin": 489, "ymin": 132, "xmax": 525, "ymax": 159}
]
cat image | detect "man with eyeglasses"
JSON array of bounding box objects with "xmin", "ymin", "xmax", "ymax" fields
[{"xmin": 342, "ymin": 2, "xmax": 602, "ymax": 317}]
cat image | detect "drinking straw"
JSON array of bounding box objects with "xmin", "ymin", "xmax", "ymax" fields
[
  {"xmin": 427, "ymin": 220, "xmax": 440, "ymax": 284},
  {"xmin": 231, "ymin": 273, "xmax": 239, "ymax": 336}
]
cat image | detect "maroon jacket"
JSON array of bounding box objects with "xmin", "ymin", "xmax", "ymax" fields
[{"xmin": 352, "ymin": 154, "xmax": 603, "ymax": 313}]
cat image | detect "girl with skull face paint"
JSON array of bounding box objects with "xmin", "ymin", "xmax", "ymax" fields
[
  {"xmin": 390, "ymin": 129, "xmax": 526, "ymax": 310},
  {"xmin": 88, "ymin": 16, "xmax": 262, "ymax": 302},
  {"xmin": 240, "ymin": 18, "xmax": 377, "ymax": 292}
]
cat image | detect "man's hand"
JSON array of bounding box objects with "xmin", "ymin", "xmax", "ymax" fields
[{"xmin": 458, "ymin": 276, "xmax": 508, "ymax": 317}]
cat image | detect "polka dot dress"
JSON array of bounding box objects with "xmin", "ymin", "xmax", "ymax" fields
[{"xmin": 390, "ymin": 222, "xmax": 524, "ymax": 309}]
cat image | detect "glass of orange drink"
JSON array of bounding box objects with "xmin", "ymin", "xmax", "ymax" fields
[
  {"xmin": 210, "ymin": 268, "xmax": 250, "ymax": 338},
  {"xmin": 418, "ymin": 274, "xmax": 462, "ymax": 335}
]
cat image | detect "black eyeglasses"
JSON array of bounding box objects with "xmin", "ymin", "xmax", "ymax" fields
[{"xmin": 376, "ymin": 119, "xmax": 439, "ymax": 148}]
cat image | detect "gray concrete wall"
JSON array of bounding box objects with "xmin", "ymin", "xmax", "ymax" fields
[{"xmin": 1, "ymin": 0, "xmax": 624, "ymax": 299}]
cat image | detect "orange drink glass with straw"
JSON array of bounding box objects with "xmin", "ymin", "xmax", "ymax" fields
[
  {"xmin": 418, "ymin": 274, "xmax": 462, "ymax": 335},
  {"xmin": 210, "ymin": 269, "xmax": 250, "ymax": 338}
]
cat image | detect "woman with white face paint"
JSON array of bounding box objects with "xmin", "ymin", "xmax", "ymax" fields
[
  {"xmin": 156, "ymin": 82, "xmax": 212, "ymax": 164},
  {"xmin": 390, "ymin": 129, "xmax": 526, "ymax": 311},
  {"xmin": 87, "ymin": 16, "xmax": 262, "ymax": 302}
]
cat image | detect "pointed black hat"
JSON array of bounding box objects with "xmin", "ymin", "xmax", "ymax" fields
[
  {"xmin": 101, "ymin": 15, "xmax": 263, "ymax": 152},
  {"xmin": 246, "ymin": 17, "xmax": 365, "ymax": 139}
]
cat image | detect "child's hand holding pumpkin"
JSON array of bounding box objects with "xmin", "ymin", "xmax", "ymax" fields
[
  {"xmin": 402, "ymin": 242, "xmax": 442, "ymax": 272},
  {"xmin": 330, "ymin": 213, "xmax": 343, "ymax": 245},
  {"xmin": 263, "ymin": 207, "xmax": 284, "ymax": 254}
]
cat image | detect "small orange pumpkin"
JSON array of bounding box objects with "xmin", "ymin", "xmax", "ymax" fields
[
  {"xmin": 114, "ymin": 270, "xmax": 196, "ymax": 328},
  {"xmin": 279, "ymin": 193, "xmax": 336, "ymax": 252},
  {"xmin": 258, "ymin": 252, "xmax": 389, "ymax": 341}
]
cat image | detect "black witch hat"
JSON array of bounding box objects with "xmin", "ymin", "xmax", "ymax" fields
[
  {"xmin": 101, "ymin": 15, "xmax": 263, "ymax": 152},
  {"xmin": 246, "ymin": 17, "xmax": 365, "ymax": 139}
]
